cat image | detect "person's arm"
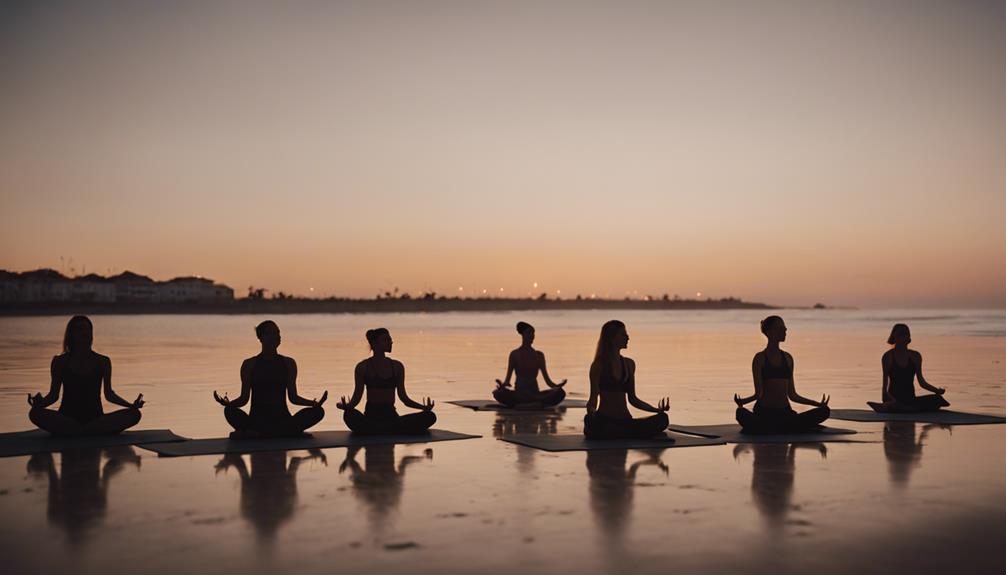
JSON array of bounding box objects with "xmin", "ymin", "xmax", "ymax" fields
[
  {"xmin": 626, "ymin": 359, "xmax": 669, "ymax": 413},
  {"xmin": 914, "ymin": 352, "xmax": 945, "ymax": 394},
  {"xmin": 586, "ymin": 362, "xmax": 600, "ymax": 414},
  {"xmin": 214, "ymin": 453, "xmax": 249, "ymax": 479},
  {"xmin": 495, "ymin": 351, "xmax": 516, "ymax": 389},
  {"xmin": 29, "ymin": 356, "xmax": 64, "ymax": 409},
  {"xmin": 539, "ymin": 352, "xmax": 567, "ymax": 388},
  {"xmin": 337, "ymin": 363, "xmax": 367, "ymax": 410},
  {"xmin": 101, "ymin": 355, "xmax": 143, "ymax": 409},
  {"xmin": 881, "ymin": 352, "xmax": 893, "ymax": 402},
  {"xmin": 214, "ymin": 359, "xmax": 252, "ymax": 407},
  {"xmin": 734, "ymin": 354, "xmax": 763, "ymax": 406},
  {"xmin": 396, "ymin": 362, "xmax": 434, "ymax": 411},
  {"xmin": 286, "ymin": 357, "xmax": 328, "ymax": 407},
  {"xmin": 786, "ymin": 354, "xmax": 829, "ymax": 407}
]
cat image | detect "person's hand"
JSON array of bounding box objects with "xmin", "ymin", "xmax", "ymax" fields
[
  {"xmin": 935, "ymin": 387, "xmax": 946, "ymax": 395},
  {"xmin": 307, "ymin": 448, "xmax": 328, "ymax": 466},
  {"xmin": 656, "ymin": 397, "xmax": 670, "ymax": 412},
  {"xmin": 733, "ymin": 393, "xmax": 744, "ymax": 407},
  {"xmin": 336, "ymin": 396, "xmax": 350, "ymax": 410},
  {"xmin": 214, "ymin": 454, "xmax": 242, "ymax": 475},
  {"xmin": 213, "ymin": 391, "xmax": 230, "ymax": 407},
  {"xmin": 27, "ymin": 392, "xmax": 45, "ymax": 408},
  {"xmin": 131, "ymin": 394, "xmax": 145, "ymax": 409},
  {"xmin": 495, "ymin": 379, "xmax": 510, "ymax": 390},
  {"xmin": 313, "ymin": 391, "xmax": 329, "ymax": 407},
  {"xmin": 421, "ymin": 397, "xmax": 435, "ymax": 411},
  {"xmin": 556, "ymin": 379, "xmax": 567, "ymax": 387},
  {"xmin": 819, "ymin": 394, "xmax": 830, "ymax": 407}
]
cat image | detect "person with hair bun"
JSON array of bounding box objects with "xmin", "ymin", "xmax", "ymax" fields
[
  {"xmin": 336, "ymin": 328, "xmax": 436, "ymax": 435},
  {"xmin": 493, "ymin": 321, "xmax": 568, "ymax": 408},
  {"xmin": 867, "ymin": 323, "xmax": 949, "ymax": 413},
  {"xmin": 583, "ymin": 320, "xmax": 669, "ymax": 439},
  {"xmin": 28, "ymin": 316, "xmax": 144, "ymax": 436},
  {"xmin": 733, "ymin": 316, "xmax": 831, "ymax": 434},
  {"xmin": 213, "ymin": 320, "xmax": 327, "ymax": 438}
]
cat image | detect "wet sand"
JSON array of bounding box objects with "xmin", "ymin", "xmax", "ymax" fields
[{"xmin": 1, "ymin": 310, "xmax": 1004, "ymax": 574}]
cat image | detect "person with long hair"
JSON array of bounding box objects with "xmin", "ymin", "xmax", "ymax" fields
[
  {"xmin": 583, "ymin": 320, "xmax": 669, "ymax": 439},
  {"xmin": 867, "ymin": 323, "xmax": 949, "ymax": 413},
  {"xmin": 336, "ymin": 328, "xmax": 436, "ymax": 435},
  {"xmin": 493, "ymin": 321, "xmax": 567, "ymax": 408},
  {"xmin": 734, "ymin": 315, "xmax": 830, "ymax": 433},
  {"xmin": 213, "ymin": 320, "xmax": 327, "ymax": 438},
  {"xmin": 28, "ymin": 315, "xmax": 144, "ymax": 436}
]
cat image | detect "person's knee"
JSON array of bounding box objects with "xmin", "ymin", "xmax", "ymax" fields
[
  {"xmin": 423, "ymin": 410, "xmax": 437, "ymax": 426},
  {"xmin": 553, "ymin": 387, "xmax": 566, "ymax": 400},
  {"xmin": 655, "ymin": 411, "xmax": 669, "ymax": 428},
  {"xmin": 127, "ymin": 407, "xmax": 142, "ymax": 426}
]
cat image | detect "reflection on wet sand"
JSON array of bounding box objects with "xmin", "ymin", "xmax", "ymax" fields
[
  {"xmin": 339, "ymin": 444, "xmax": 432, "ymax": 539},
  {"xmin": 493, "ymin": 411, "xmax": 563, "ymax": 473},
  {"xmin": 734, "ymin": 443, "xmax": 826, "ymax": 530},
  {"xmin": 26, "ymin": 446, "xmax": 141, "ymax": 546},
  {"xmin": 586, "ymin": 448, "xmax": 668, "ymax": 549},
  {"xmin": 215, "ymin": 449, "xmax": 327, "ymax": 546},
  {"xmin": 884, "ymin": 421, "xmax": 948, "ymax": 488}
]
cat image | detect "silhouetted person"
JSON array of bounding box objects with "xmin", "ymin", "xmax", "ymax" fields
[
  {"xmin": 215, "ymin": 449, "xmax": 326, "ymax": 545},
  {"xmin": 734, "ymin": 316, "xmax": 830, "ymax": 434},
  {"xmin": 583, "ymin": 320, "xmax": 669, "ymax": 439},
  {"xmin": 734, "ymin": 442, "xmax": 826, "ymax": 529},
  {"xmin": 28, "ymin": 316, "xmax": 143, "ymax": 436},
  {"xmin": 337, "ymin": 328, "xmax": 436, "ymax": 435},
  {"xmin": 26, "ymin": 446, "xmax": 141, "ymax": 545},
  {"xmin": 868, "ymin": 323, "xmax": 950, "ymax": 413},
  {"xmin": 883, "ymin": 421, "xmax": 947, "ymax": 488},
  {"xmin": 213, "ymin": 320, "xmax": 326, "ymax": 438},
  {"xmin": 339, "ymin": 444, "xmax": 432, "ymax": 537},
  {"xmin": 493, "ymin": 321, "xmax": 567, "ymax": 408}
]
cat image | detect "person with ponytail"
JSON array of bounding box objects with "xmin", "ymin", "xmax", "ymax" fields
[
  {"xmin": 28, "ymin": 316, "xmax": 144, "ymax": 436},
  {"xmin": 493, "ymin": 321, "xmax": 568, "ymax": 408},
  {"xmin": 583, "ymin": 320, "xmax": 670, "ymax": 439},
  {"xmin": 213, "ymin": 320, "xmax": 327, "ymax": 438},
  {"xmin": 336, "ymin": 328, "xmax": 436, "ymax": 435},
  {"xmin": 733, "ymin": 316, "xmax": 831, "ymax": 434},
  {"xmin": 867, "ymin": 323, "xmax": 949, "ymax": 413}
]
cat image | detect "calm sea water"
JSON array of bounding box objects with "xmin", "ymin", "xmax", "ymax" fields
[{"xmin": 1, "ymin": 309, "xmax": 1004, "ymax": 575}]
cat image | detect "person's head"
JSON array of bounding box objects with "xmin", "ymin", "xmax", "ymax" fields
[
  {"xmin": 255, "ymin": 320, "xmax": 281, "ymax": 349},
  {"xmin": 888, "ymin": 323, "xmax": 911, "ymax": 346},
  {"xmin": 760, "ymin": 315, "xmax": 787, "ymax": 342},
  {"xmin": 63, "ymin": 315, "xmax": 93, "ymax": 354},
  {"xmin": 516, "ymin": 321, "xmax": 535, "ymax": 345},
  {"xmin": 594, "ymin": 320, "xmax": 628, "ymax": 367},
  {"xmin": 366, "ymin": 327, "xmax": 392, "ymax": 353}
]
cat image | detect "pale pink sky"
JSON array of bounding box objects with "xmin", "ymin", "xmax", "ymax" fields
[{"xmin": 1, "ymin": 1, "xmax": 1004, "ymax": 307}]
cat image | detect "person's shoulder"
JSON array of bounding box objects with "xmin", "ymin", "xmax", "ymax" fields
[
  {"xmin": 390, "ymin": 358, "xmax": 405, "ymax": 369},
  {"xmin": 624, "ymin": 356, "xmax": 636, "ymax": 369},
  {"xmin": 281, "ymin": 354, "xmax": 297, "ymax": 366},
  {"xmin": 752, "ymin": 350, "xmax": 766, "ymax": 362},
  {"xmin": 242, "ymin": 356, "xmax": 257, "ymax": 368},
  {"xmin": 909, "ymin": 349, "xmax": 923, "ymax": 360},
  {"xmin": 93, "ymin": 351, "xmax": 111, "ymax": 364}
]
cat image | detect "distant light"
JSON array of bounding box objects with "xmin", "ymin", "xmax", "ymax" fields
[
  {"xmin": 697, "ymin": 292, "xmax": 702, "ymax": 297},
  {"xmin": 458, "ymin": 286, "xmax": 464, "ymax": 291},
  {"xmin": 482, "ymin": 289, "xmax": 487, "ymax": 294},
  {"xmin": 309, "ymin": 287, "xmax": 315, "ymax": 292},
  {"xmin": 533, "ymin": 282, "xmax": 538, "ymax": 289},
  {"xmin": 556, "ymin": 290, "xmax": 561, "ymax": 295},
  {"xmin": 499, "ymin": 287, "xmax": 504, "ymax": 292}
]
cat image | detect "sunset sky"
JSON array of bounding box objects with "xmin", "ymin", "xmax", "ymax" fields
[{"xmin": 1, "ymin": 0, "xmax": 1004, "ymax": 307}]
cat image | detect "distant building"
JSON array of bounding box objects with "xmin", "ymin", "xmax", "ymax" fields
[
  {"xmin": 0, "ymin": 269, "xmax": 234, "ymax": 304},
  {"xmin": 160, "ymin": 276, "xmax": 234, "ymax": 303},
  {"xmin": 109, "ymin": 271, "xmax": 159, "ymax": 302}
]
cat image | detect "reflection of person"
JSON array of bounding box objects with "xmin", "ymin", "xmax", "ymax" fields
[
  {"xmin": 493, "ymin": 411, "xmax": 562, "ymax": 473},
  {"xmin": 213, "ymin": 320, "xmax": 327, "ymax": 438},
  {"xmin": 586, "ymin": 449, "xmax": 667, "ymax": 537},
  {"xmin": 734, "ymin": 316, "xmax": 830, "ymax": 434},
  {"xmin": 869, "ymin": 324, "xmax": 950, "ymax": 413},
  {"xmin": 26, "ymin": 446, "xmax": 141, "ymax": 544},
  {"xmin": 883, "ymin": 421, "xmax": 947, "ymax": 487},
  {"xmin": 215, "ymin": 449, "xmax": 326, "ymax": 544},
  {"xmin": 339, "ymin": 444, "xmax": 432, "ymax": 535},
  {"xmin": 583, "ymin": 320, "xmax": 669, "ymax": 439},
  {"xmin": 734, "ymin": 442, "xmax": 826, "ymax": 529},
  {"xmin": 28, "ymin": 316, "xmax": 144, "ymax": 436},
  {"xmin": 337, "ymin": 328, "xmax": 436, "ymax": 435},
  {"xmin": 493, "ymin": 322, "xmax": 567, "ymax": 408}
]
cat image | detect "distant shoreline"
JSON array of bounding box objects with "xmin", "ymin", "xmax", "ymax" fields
[{"xmin": 0, "ymin": 298, "xmax": 777, "ymax": 317}]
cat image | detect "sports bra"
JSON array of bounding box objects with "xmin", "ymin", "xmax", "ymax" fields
[
  {"xmin": 599, "ymin": 357, "xmax": 628, "ymax": 392},
  {"xmin": 888, "ymin": 352, "xmax": 917, "ymax": 401},
  {"xmin": 364, "ymin": 359, "xmax": 398, "ymax": 390},
  {"xmin": 761, "ymin": 351, "xmax": 792, "ymax": 381}
]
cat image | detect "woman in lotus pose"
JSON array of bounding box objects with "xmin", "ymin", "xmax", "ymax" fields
[
  {"xmin": 734, "ymin": 315, "xmax": 830, "ymax": 434},
  {"xmin": 493, "ymin": 321, "xmax": 567, "ymax": 408},
  {"xmin": 337, "ymin": 328, "xmax": 436, "ymax": 435},
  {"xmin": 583, "ymin": 320, "xmax": 669, "ymax": 439},
  {"xmin": 868, "ymin": 323, "xmax": 949, "ymax": 413},
  {"xmin": 28, "ymin": 316, "xmax": 144, "ymax": 436},
  {"xmin": 213, "ymin": 320, "xmax": 326, "ymax": 438}
]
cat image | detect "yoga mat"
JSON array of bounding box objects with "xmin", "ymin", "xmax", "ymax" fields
[
  {"xmin": 140, "ymin": 429, "xmax": 481, "ymax": 457},
  {"xmin": 0, "ymin": 429, "xmax": 188, "ymax": 458},
  {"xmin": 499, "ymin": 432, "xmax": 726, "ymax": 451},
  {"xmin": 448, "ymin": 399, "xmax": 588, "ymax": 411},
  {"xmin": 665, "ymin": 423, "xmax": 867, "ymax": 444},
  {"xmin": 830, "ymin": 409, "xmax": 1006, "ymax": 425}
]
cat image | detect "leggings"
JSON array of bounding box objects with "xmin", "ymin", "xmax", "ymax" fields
[
  {"xmin": 583, "ymin": 412, "xmax": 669, "ymax": 440},
  {"xmin": 493, "ymin": 386, "xmax": 566, "ymax": 408},
  {"xmin": 869, "ymin": 394, "xmax": 949, "ymax": 413},
  {"xmin": 343, "ymin": 405, "xmax": 436, "ymax": 435},
  {"xmin": 225, "ymin": 405, "xmax": 325, "ymax": 437},
  {"xmin": 29, "ymin": 406, "xmax": 141, "ymax": 437},
  {"xmin": 736, "ymin": 404, "xmax": 830, "ymax": 434}
]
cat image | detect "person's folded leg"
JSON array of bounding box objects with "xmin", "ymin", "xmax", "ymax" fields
[
  {"xmin": 393, "ymin": 410, "xmax": 436, "ymax": 434},
  {"xmin": 493, "ymin": 388, "xmax": 523, "ymax": 407},
  {"xmin": 225, "ymin": 405, "xmax": 251, "ymax": 432},
  {"xmin": 82, "ymin": 407, "xmax": 141, "ymax": 436},
  {"xmin": 29, "ymin": 407, "xmax": 84, "ymax": 436},
  {"xmin": 788, "ymin": 405, "xmax": 829, "ymax": 432},
  {"xmin": 910, "ymin": 394, "xmax": 950, "ymax": 412},
  {"xmin": 289, "ymin": 405, "xmax": 325, "ymax": 433},
  {"xmin": 539, "ymin": 387, "xmax": 566, "ymax": 407},
  {"xmin": 627, "ymin": 412, "xmax": 668, "ymax": 438}
]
